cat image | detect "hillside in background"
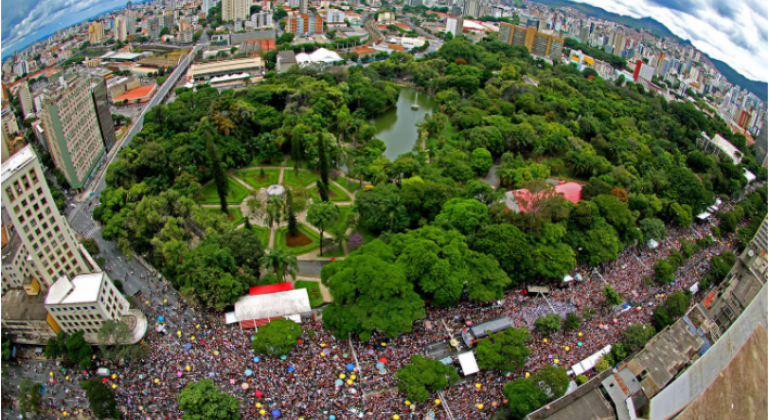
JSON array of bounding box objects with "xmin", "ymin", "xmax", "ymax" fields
[
  {"xmin": 708, "ymin": 57, "xmax": 768, "ymax": 102},
  {"xmin": 530, "ymin": 0, "xmax": 768, "ymax": 102}
]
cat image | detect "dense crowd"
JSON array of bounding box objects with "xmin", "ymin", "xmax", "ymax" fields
[{"xmin": 6, "ymin": 216, "xmax": 745, "ymax": 420}]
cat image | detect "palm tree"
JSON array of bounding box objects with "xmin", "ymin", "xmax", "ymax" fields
[
  {"xmin": 162, "ymin": 240, "xmax": 187, "ymax": 266},
  {"xmin": 259, "ymin": 248, "xmax": 299, "ymax": 282}
]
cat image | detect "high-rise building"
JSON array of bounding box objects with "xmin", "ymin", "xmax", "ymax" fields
[
  {"xmin": 287, "ymin": 14, "xmax": 323, "ymax": 36},
  {"xmin": 446, "ymin": 15, "xmax": 464, "ymax": 37},
  {"xmin": 38, "ymin": 75, "xmax": 106, "ymax": 191},
  {"xmin": 463, "ymin": 0, "xmax": 480, "ymax": 18},
  {"xmin": 89, "ymin": 78, "xmax": 117, "ymax": 151},
  {"xmin": 300, "ymin": 0, "xmax": 309, "ymax": 14},
  {"xmin": 498, "ymin": 22, "xmax": 564, "ymax": 61},
  {"xmin": 611, "ymin": 31, "xmax": 626, "ymax": 57},
  {"xmin": 222, "ymin": 0, "xmax": 249, "ymax": 22},
  {"xmin": 252, "ymin": 11, "xmax": 274, "ymax": 28},
  {"xmin": 1, "ymin": 146, "xmax": 93, "ymax": 288},
  {"xmin": 1, "ymin": 106, "xmax": 19, "ymax": 137},
  {"xmin": 578, "ymin": 26, "xmax": 589, "ymax": 44},
  {"xmin": 16, "ymin": 82, "xmax": 34, "ymax": 119},
  {"xmin": 163, "ymin": 11, "xmax": 175, "ymax": 29},
  {"xmin": 147, "ymin": 15, "xmax": 162, "ymax": 39},
  {"xmin": 326, "ymin": 10, "xmax": 345, "ymax": 24},
  {"xmin": 114, "ymin": 16, "xmax": 128, "ymax": 41},
  {"xmin": 126, "ymin": 12, "xmax": 137, "ymax": 37},
  {"xmin": 88, "ymin": 21, "xmax": 103, "ymax": 44},
  {"xmin": 45, "ymin": 272, "xmax": 130, "ymax": 340},
  {"xmin": 202, "ymin": 0, "xmax": 219, "ymax": 14}
]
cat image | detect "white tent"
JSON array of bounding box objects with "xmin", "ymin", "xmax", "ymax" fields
[
  {"xmin": 647, "ymin": 239, "xmax": 660, "ymax": 249},
  {"xmin": 457, "ymin": 352, "xmax": 479, "ymax": 376},
  {"xmin": 563, "ymin": 274, "xmax": 574, "ymax": 283},
  {"xmin": 234, "ymin": 289, "xmax": 311, "ymax": 323},
  {"xmin": 569, "ymin": 345, "xmax": 612, "ymax": 376},
  {"xmin": 296, "ymin": 48, "xmax": 342, "ymax": 67}
]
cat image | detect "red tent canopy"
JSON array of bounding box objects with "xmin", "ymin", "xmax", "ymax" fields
[{"xmin": 249, "ymin": 282, "xmax": 294, "ymax": 296}]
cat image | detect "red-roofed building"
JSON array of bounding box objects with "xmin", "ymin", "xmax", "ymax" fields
[
  {"xmin": 112, "ymin": 84, "xmax": 157, "ymax": 104},
  {"xmin": 512, "ymin": 181, "xmax": 582, "ymax": 213},
  {"xmin": 351, "ymin": 46, "xmax": 377, "ymax": 56},
  {"xmin": 388, "ymin": 44, "xmax": 406, "ymax": 51}
]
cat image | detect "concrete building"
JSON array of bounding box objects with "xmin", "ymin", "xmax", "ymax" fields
[
  {"xmin": 222, "ymin": 0, "xmax": 249, "ymax": 22},
  {"xmin": 38, "ymin": 75, "xmax": 106, "ymax": 190},
  {"xmin": 1, "ymin": 288, "xmax": 59, "ymax": 344},
  {"xmin": 326, "ymin": 9, "xmax": 345, "ymax": 24},
  {"xmin": 126, "ymin": 12, "xmax": 137, "ymax": 37},
  {"xmin": 300, "ymin": 0, "xmax": 309, "ymax": 14},
  {"xmin": 114, "ymin": 16, "xmax": 128, "ymax": 42},
  {"xmin": 464, "ymin": 0, "xmax": 480, "ymax": 18},
  {"xmin": 1, "ymin": 106, "xmax": 19, "ymax": 137},
  {"xmin": 287, "ymin": 14, "xmax": 324, "ymax": 36},
  {"xmin": 163, "ymin": 11, "xmax": 175, "ymax": 30},
  {"xmin": 498, "ymin": 22, "xmax": 564, "ymax": 61},
  {"xmin": 446, "ymin": 15, "xmax": 464, "ymax": 37},
  {"xmin": 1, "ymin": 146, "xmax": 92, "ymax": 288},
  {"xmin": 704, "ymin": 215, "xmax": 768, "ymax": 331},
  {"xmin": 17, "ymin": 82, "xmax": 35, "ymax": 119},
  {"xmin": 44, "ymin": 273, "xmax": 128, "ymax": 339},
  {"xmin": 89, "ymin": 21, "xmax": 104, "ymax": 44},
  {"xmin": 252, "ymin": 11, "xmax": 274, "ymax": 28},
  {"xmin": 89, "ymin": 78, "xmax": 117, "ymax": 151},
  {"xmin": 203, "ymin": 0, "xmax": 219, "ymax": 13},
  {"xmin": 185, "ymin": 57, "xmax": 265, "ymax": 82},
  {"xmin": 276, "ymin": 50, "xmax": 298, "ymax": 72},
  {"xmin": 147, "ymin": 15, "xmax": 162, "ymax": 40}
]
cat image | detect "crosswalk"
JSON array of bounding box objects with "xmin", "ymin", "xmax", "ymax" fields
[
  {"xmin": 65, "ymin": 201, "xmax": 86, "ymax": 219},
  {"xmin": 84, "ymin": 226, "xmax": 100, "ymax": 238}
]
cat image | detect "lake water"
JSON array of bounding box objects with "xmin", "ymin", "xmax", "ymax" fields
[{"xmin": 370, "ymin": 87, "xmax": 438, "ymax": 161}]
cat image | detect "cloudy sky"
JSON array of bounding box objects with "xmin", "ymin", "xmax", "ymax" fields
[
  {"xmin": 568, "ymin": 0, "xmax": 768, "ymax": 82},
  {"xmin": 1, "ymin": 0, "xmax": 128, "ymax": 60}
]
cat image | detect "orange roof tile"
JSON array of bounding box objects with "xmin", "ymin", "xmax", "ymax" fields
[
  {"xmin": 388, "ymin": 44, "xmax": 405, "ymax": 51},
  {"xmin": 114, "ymin": 84, "xmax": 157, "ymax": 101}
]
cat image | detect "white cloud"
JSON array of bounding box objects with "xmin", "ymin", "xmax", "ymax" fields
[{"xmin": 567, "ymin": 0, "xmax": 768, "ymax": 82}]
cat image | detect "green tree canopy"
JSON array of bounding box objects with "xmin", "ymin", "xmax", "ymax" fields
[
  {"xmin": 81, "ymin": 379, "xmax": 118, "ymax": 419},
  {"xmin": 476, "ymin": 327, "xmax": 531, "ymax": 372},
  {"xmin": 396, "ymin": 355, "xmax": 460, "ymax": 402},
  {"xmin": 178, "ymin": 379, "xmax": 241, "ymax": 420},
  {"xmin": 251, "ymin": 318, "xmax": 303, "ymax": 356}
]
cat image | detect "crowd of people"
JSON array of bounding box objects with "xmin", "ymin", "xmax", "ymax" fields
[{"xmin": 6, "ymin": 213, "xmax": 747, "ymax": 419}]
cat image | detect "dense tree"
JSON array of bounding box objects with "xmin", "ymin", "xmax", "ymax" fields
[
  {"xmin": 470, "ymin": 148, "xmax": 493, "ymax": 175},
  {"xmin": 396, "ymin": 355, "xmax": 460, "ymax": 402},
  {"xmin": 251, "ymin": 319, "xmax": 303, "ymax": 356},
  {"xmin": 307, "ymin": 202, "xmax": 340, "ymax": 256},
  {"xmin": 621, "ymin": 323, "xmax": 655, "ymax": 351},
  {"xmin": 531, "ymin": 365, "xmax": 570, "ymax": 401},
  {"xmin": 178, "ymin": 379, "xmax": 241, "ymax": 420},
  {"xmin": 563, "ymin": 312, "xmax": 581, "ymax": 331},
  {"xmin": 603, "ymin": 285, "xmax": 623, "ymax": 306},
  {"xmin": 321, "ymin": 240, "xmax": 426, "ymax": 340},
  {"xmin": 354, "ymin": 184, "xmax": 409, "ymax": 233},
  {"xmin": 206, "ymin": 137, "xmax": 229, "ymax": 213},
  {"xmin": 476, "ymin": 327, "xmax": 531, "ymax": 372},
  {"xmin": 534, "ymin": 314, "xmax": 562, "ymax": 333},
  {"xmin": 504, "ymin": 378, "xmax": 547, "ymax": 420},
  {"xmin": 473, "ymin": 224, "xmax": 534, "ymax": 285},
  {"xmin": 18, "ymin": 379, "xmax": 43, "ymax": 418},
  {"xmin": 81, "ymin": 379, "xmax": 118, "ymax": 419},
  {"xmin": 434, "ymin": 198, "xmax": 488, "ymax": 235}
]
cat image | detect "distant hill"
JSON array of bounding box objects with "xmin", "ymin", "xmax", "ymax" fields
[
  {"xmin": 530, "ymin": 0, "xmax": 768, "ymax": 102},
  {"xmin": 708, "ymin": 56, "xmax": 768, "ymax": 102},
  {"xmin": 530, "ymin": 0, "xmax": 680, "ymax": 40}
]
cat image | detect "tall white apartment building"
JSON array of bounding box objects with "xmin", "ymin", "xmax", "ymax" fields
[
  {"xmin": 114, "ymin": 16, "xmax": 128, "ymax": 41},
  {"xmin": 45, "ymin": 272, "xmax": 129, "ymax": 339},
  {"xmin": 38, "ymin": 75, "xmax": 106, "ymax": 191},
  {"xmin": 17, "ymin": 82, "xmax": 35, "ymax": 119},
  {"xmin": 222, "ymin": 0, "xmax": 249, "ymax": 22},
  {"xmin": 326, "ymin": 10, "xmax": 344, "ymax": 24},
  {"xmin": 252, "ymin": 11, "xmax": 274, "ymax": 28},
  {"xmin": 202, "ymin": 0, "xmax": 219, "ymax": 14},
  {"xmin": 1, "ymin": 146, "xmax": 92, "ymax": 288}
]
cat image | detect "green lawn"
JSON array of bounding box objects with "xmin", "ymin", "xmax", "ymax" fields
[
  {"xmin": 295, "ymin": 280, "xmax": 324, "ymax": 307},
  {"xmin": 310, "ymin": 182, "xmax": 351, "ymax": 203},
  {"xmin": 330, "ymin": 205, "xmax": 353, "ymax": 233},
  {"xmin": 283, "ymin": 169, "xmax": 320, "ymax": 187},
  {"xmin": 203, "ymin": 206, "xmax": 243, "ymax": 226},
  {"xmin": 249, "ymin": 225, "xmax": 271, "ymax": 248},
  {"xmin": 276, "ymin": 224, "xmax": 320, "ymax": 256},
  {"xmin": 332, "ymin": 176, "xmax": 360, "ymax": 194},
  {"xmin": 195, "ymin": 177, "xmax": 251, "ymax": 204},
  {"xmin": 234, "ymin": 168, "xmax": 280, "ymax": 190}
]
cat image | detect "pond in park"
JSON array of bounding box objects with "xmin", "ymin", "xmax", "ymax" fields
[{"xmin": 370, "ymin": 87, "xmax": 438, "ymax": 161}]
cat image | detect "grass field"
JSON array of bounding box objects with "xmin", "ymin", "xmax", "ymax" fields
[
  {"xmin": 332, "ymin": 176, "xmax": 360, "ymax": 193},
  {"xmin": 203, "ymin": 206, "xmax": 243, "ymax": 226},
  {"xmin": 295, "ymin": 280, "xmax": 324, "ymax": 307},
  {"xmin": 249, "ymin": 225, "xmax": 271, "ymax": 248},
  {"xmin": 310, "ymin": 182, "xmax": 351, "ymax": 203},
  {"xmin": 195, "ymin": 178, "xmax": 251, "ymax": 204},
  {"xmin": 283, "ymin": 169, "xmax": 320, "ymax": 187},
  {"xmin": 234, "ymin": 168, "xmax": 280, "ymax": 190},
  {"xmin": 276, "ymin": 224, "xmax": 320, "ymax": 256}
]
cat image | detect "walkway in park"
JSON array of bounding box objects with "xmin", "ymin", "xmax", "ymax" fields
[{"xmin": 194, "ymin": 156, "xmax": 368, "ymax": 262}]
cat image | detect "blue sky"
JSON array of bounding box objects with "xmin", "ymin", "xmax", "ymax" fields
[{"xmin": 567, "ymin": 0, "xmax": 768, "ymax": 82}]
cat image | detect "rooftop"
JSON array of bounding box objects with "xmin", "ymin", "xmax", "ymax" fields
[
  {"xmin": 1, "ymin": 145, "xmax": 37, "ymax": 185},
  {"xmin": 1, "ymin": 288, "xmax": 50, "ymax": 322},
  {"xmin": 1, "ymin": 227, "xmax": 23, "ymax": 266},
  {"xmin": 113, "ymin": 84, "xmax": 157, "ymax": 101},
  {"xmin": 45, "ymin": 273, "xmax": 105, "ymax": 305},
  {"xmin": 234, "ymin": 289, "xmax": 311, "ymax": 321}
]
